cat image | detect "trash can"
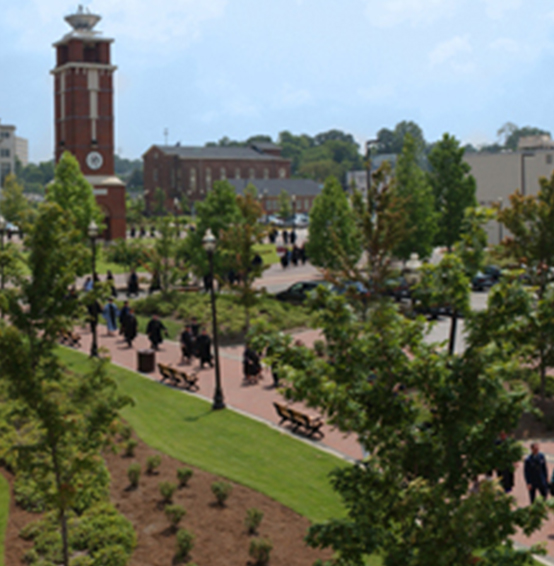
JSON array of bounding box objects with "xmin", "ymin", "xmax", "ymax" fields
[{"xmin": 137, "ymin": 349, "xmax": 155, "ymax": 373}]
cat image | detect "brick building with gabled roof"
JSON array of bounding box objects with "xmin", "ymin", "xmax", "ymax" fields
[{"xmin": 143, "ymin": 143, "xmax": 291, "ymax": 213}]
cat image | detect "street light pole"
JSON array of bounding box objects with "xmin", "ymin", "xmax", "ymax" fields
[
  {"xmin": 203, "ymin": 228, "xmax": 225, "ymax": 410},
  {"xmin": 88, "ymin": 220, "xmax": 99, "ymax": 357},
  {"xmin": 291, "ymin": 194, "xmax": 296, "ymax": 231}
]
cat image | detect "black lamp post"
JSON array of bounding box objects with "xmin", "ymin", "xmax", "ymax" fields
[
  {"xmin": 88, "ymin": 220, "xmax": 99, "ymax": 357},
  {"xmin": 202, "ymin": 228, "xmax": 225, "ymax": 410},
  {"xmin": 291, "ymin": 194, "xmax": 296, "ymax": 230}
]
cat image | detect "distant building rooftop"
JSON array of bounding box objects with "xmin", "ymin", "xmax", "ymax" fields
[
  {"xmin": 518, "ymin": 135, "xmax": 554, "ymax": 151},
  {"xmin": 227, "ymin": 178, "xmax": 321, "ymax": 197},
  {"xmin": 149, "ymin": 144, "xmax": 286, "ymax": 162}
]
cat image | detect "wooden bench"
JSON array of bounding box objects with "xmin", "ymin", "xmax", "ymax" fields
[
  {"xmin": 273, "ymin": 402, "xmax": 324, "ymax": 438},
  {"xmin": 59, "ymin": 330, "xmax": 81, "ymax": 348},
  {"xmin": 158, "ymin": 362, "xmax": 199, "ymax": 392}
]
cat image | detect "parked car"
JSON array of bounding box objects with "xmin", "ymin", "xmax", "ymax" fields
[
  {"xmin": 472, "ymin": 265, "xmax": 503, "ymax": 291},
  {"xmin": 275, "ymin": 281, "xmax": 329, "ymax": 304},
  {"xmin": 267, "ymin": 215, "xmax": 284, "ymax": 226}
]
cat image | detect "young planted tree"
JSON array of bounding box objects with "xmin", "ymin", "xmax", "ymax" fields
[
  {"xmin": 277, "ymin": 189, "xmax": 292, "ymax": 222},
  {"xmin": 46, "ymin": 151, "xmax": 104, "ymax": 241},
  {"xmin": 498, "ymin": 173, "xmax": 554, "ymax": 398},
  {"xmin": 0, "ymin": 202, "xmax": 131, "ymax": 566},
  {"xmin": 393, "ymin": 134, "xmax": 438, "ymax": 260},
  {"xmin": 219, "ymin": 189, "xmax": 267, "ymax": 332},
  {"xmin": 428, "ymin": 133, "xmax": 477, "ymax": 250},
  {"xmin": 307, "ymin": 176, "xmax": 361, "ymax": 271}
]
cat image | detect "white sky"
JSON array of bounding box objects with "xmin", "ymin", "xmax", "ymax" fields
[{"xmin": 1, "ymin": 0, "xmax": 552, "ymax": 162}]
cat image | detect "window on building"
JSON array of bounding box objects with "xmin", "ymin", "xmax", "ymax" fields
[
  {"xmin": 235, "ymin": 168, "xmax": 241, "ymax": 179},
  {"xmin": 220, "ymin": 167, "xmax": 226, "ymax": 180},
  {"xmin": 278, "ymin": 167, "xmax": 286, "ymax": 179},
  {"xmin": 249, "ymin": 168, "xmax": 255, "ymax": 179},
  {"xmin": 1, "ymin": 163, "xmax": 11, "ymax": 186},
  {"xmin": 263, "ymin": 168, "xmax": 269, "ymax": 179},
  {"xmin": 153, "ymin": 168, "xmax": 158, "ymax": 183},
  {"xmin": 304, "ymin": 198, "xmax": 310, "ymax": 211},
  {"xmin": 547, "ymin": 154, "xmax": 553, "ymax": 165},
  {"xmin": 171, "ymin": 169, "xmax": 176, "ymax": 188},
  {"xmin": 190, "ymin": 168, "xmax": 197, "ymax": 191},
  {"xmin": 206, "ymin": 167, "xmax": 212, "ymax": 189},
  {"xmin": 0, "ymin": 149, "xmax": 10, "ymax": 158},
  {"xmin": 0, "ymin": 132, "xmax": 10, "ymax": 139}
]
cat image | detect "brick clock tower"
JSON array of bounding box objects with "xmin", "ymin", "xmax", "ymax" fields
[{"xmin": 52, "ymin": 6, "xmax": 125, "ymax": 239}]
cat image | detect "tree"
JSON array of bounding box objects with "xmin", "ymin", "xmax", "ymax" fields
[
  {"xmin": 153, "ymin": 186, "xmax": 167, "ymax": 216},
  {"xmin": 0, "ymin": 173, "xmax": 30, "ymax": 225},
  {"xmin": 126, "ymin": 194, "xmax": 145, "ymax": 226},
  {"xmin": 46, "ymin": 152, "xmax": 104, "ymax": 240},
  {"xmin": 277, "ymin": 189, "xmax": 292, "ymax": 221},
  {"xmin": 184, "ymin": 180, "xmax": 241, "ymax": 279},
  {"xmin": 219, "ymin": 188, "xmax": 267, "ymax": 332},
  {"xmin": 503, "ymin": 124, "xmax": 551, "ymax": 151},
  {"xmin": 307, "ymin": 176, "xmax": 361, "ymax": 271},
  {"xmin": 0, "ymin": 202, "xmax": 131, "ymax": 566},
  {"xmin": 251, "ymin": 287, "xmax": 548, "ymax": 566},
  {"xmin": 428, "ymin": 134, "xmax": 477, "ymax": 249},
  {"xmin": 393, "ymin": 134, "xmax": 437, "ymax": 260},
  {"xmin": 498, "ymin": 172, "xmax": 554, "ymax": 397},
  {"xmin": 374, "ymin": 121, "xmax": 426, "ymax": 156}
]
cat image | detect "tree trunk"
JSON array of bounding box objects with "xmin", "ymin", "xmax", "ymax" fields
[
  {"xmin": 448, "ymin": 310, "xmax": 458, "ymax": 356},
  {"xmin": 50, "ymin": 441, "xmax": 70, "ymax": 566}
]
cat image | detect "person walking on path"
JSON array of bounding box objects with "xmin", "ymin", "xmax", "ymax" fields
[
  {"xmin": 180, "ymin": 324, "xmax": 194, "ymax": 364},
  {"xmin": 146, "ymin": 314, "xmax": 168, "ymax": 351},
  {"xmin": 124, "ymin": 308, "xmax": 138, "ymax": 348},
  {"xmin": 282, "ymin": 230, "xmax": 289, "ymax": 245},
  {"xmin": 196, "ymin": 328, "xmax": 213, "ymax": 369},
  {"xmin": 243, "ymin": 344, "xmax": 262, "ymax": 384},
  {"xmin": 106, "ymin": 270, "xmax": 117, "ymax": 297},
  {"xmin": 102, "ymin": 298, "xmax": 119, "ymax": 337},
  {"xmin": 127, "ymin": 269, "xmax": 140, "ymax": 297},
  {"xmin": 524, "ymin": 442, "xmax": 549, "ymax": 503},
  {"xmin": 119, "ymin": 300, "xmax": 130, "ymax": 336}
]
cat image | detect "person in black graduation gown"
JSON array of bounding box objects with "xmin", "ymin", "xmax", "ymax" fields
[
  {"xmin": 124, "ymin": 308, "xmax": 138, "ymax": 347},
  {"xmin": 146, "ymin": 314, "xmax": 167, "ymax": 351},
  {"xmin": 180, "ymin": 324, "xmax": 194, "ymax": 364},
  {"xmin": 196, "ymin": 328, "xmax": 213, "ymax": 369}
]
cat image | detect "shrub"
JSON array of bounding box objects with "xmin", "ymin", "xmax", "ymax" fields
[
  {"xmin": 175, "ymin": 529, "xmax": 195, "ymax": 560},
  {"xmin": 124, "ymin": 438, "xmax": 138, "ymax": 457},
  {"xmin": 245, "ymin": 507, "xmax": 264, "ymax": 535},
  {"xmin": 119, "ymin": 423, "xmax": 133, "ymax": 441},
  {"xmin": 127, "ymin": 463, "xmax": 141, "ymax": 488},
  {"xmin": 146, "ymin": 454, "xmax": 162, "ymax": 474},
  {"xmin": 177, "ymin": 467, "xmax": 193, "ymax": 487},
  {"xmin": 249, "ymin": 538, "xmax": 273, "ymax": 566},
  {"xmin": 165, "ymin": 504, "xmax": 186, "ymax": 530},
  {"xmin": 70, "ymin": 556, "xmax": 94, "ymax": 566},
  {"xmin": 159, "ymin": 481, "xmax": 177, "ymax": 504},
  {"xmin": 211, "ymin": 481, "xmax": 233, "ymax": 506},
  {"xmin": 91, "ymin": 544, "xmax": 129, "ymax": 566}
]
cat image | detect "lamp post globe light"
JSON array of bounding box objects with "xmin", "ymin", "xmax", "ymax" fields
[
  {"xmin": 202, "ymin": 228, "xmax": 225, "ymax": 410},
  {"xmin": 88, "ymin": 220, "xmax": 99, "ymax": 357}
]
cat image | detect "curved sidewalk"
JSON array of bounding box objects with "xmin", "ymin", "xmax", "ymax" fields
[{"xmin": 73, "ymin": 324, "xmax": 554, "ymax": 563}]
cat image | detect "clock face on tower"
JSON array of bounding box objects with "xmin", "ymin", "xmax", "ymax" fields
[{"xmin": 86, "ymin": 151, "xmax": 103, "ymax": 171}]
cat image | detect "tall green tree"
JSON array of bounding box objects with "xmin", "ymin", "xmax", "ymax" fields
[
  {"xmin": 46, "ymin": 152, "xmax": 104, "ymax": 240},
  {"xmin": 498, "ymin": 173, "xmax": 554, "ymax": 397},
  {"xmin": 307, "ymin": 176, "xmax": 361, "ymax": 271},
  {"xmin": 0, "ymin": 173, "xmax": 30, "ymax": 225},
  {"xmin": 277, "ymin": 189, "xmax": 292, "ymax": 221},
  {"xmin": 393, "ymin": 134, "xmax": 438, "ymax": 260},
  {"xmin": 184, "ymin": 180, "xmax": 241, "ymax": 279},
  {"xmin": 0, "ymin": 202, "xmax": 130, "ymax": 566},
  {"xmin": 219, "ymin": 189, "xmax": 267, "ymax": 332},
  {"xmin": 251, "ymin": 286, "xmax": 547, "ymax": 566},
  {"xmin": 428, "ymin": 134, "xmax": 477, "ymax": 249}
]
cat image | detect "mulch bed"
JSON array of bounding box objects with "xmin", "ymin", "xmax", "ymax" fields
[{"xmin": 2, "ymin": 435, "xmax": 333, "ymax": 566}]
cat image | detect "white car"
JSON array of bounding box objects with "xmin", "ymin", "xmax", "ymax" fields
[{"xmin": 267, "ymin": 214, "xmax": 284, "ymax": 226}]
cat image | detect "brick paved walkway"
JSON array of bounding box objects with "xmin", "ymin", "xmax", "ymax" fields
[{"xmin": 73, "ymin": 321, "xmax": 554, "ymax": 563}]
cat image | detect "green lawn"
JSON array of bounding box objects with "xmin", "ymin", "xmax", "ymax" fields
[
  {"xmin": 58, "ymin": 347, "xmax": 345, "ymax": 524},
  {"xmin": 0, "ymin": 472, "xmax": 8, "ymax": 566}
]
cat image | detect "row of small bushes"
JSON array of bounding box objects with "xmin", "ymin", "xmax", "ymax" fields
[{"xmin": 131, "ymin": 290, "xmax": 312, "ymax": 341}]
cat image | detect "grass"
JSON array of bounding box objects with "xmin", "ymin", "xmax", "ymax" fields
[
  {"xmin": 58, "ymin": 347, "xmax": 345, "ymax": 524},
  {"xmin": 0, "ymin": 472, "xmax": 8, "ymax": 566}
]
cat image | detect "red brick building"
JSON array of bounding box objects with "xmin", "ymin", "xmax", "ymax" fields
[
  {"xmin": 52, "ymin": 7, "xmax": 125, "ymax": 239},
  {"xmin": 143, "ymin": 143, "xmax": 292, "ymax": 213}
]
